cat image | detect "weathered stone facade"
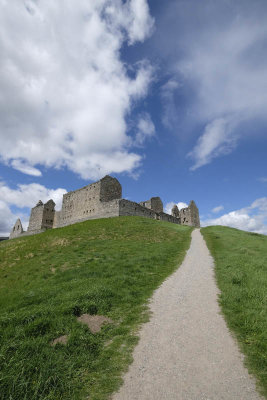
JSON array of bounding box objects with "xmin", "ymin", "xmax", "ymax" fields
[
  {"xmin": 9, "ymin": 175, "xmax": 200, "ymax": 239},
  {"xmin": 28, "ymin": 200, "xmax": 56, "ymax": 232},
  {"xmin": 139, "ymin": 197, "xmax": 163, "ymax": 214},
  {"xmin": 180, "ymin": 201, "xmax": 200, "ymax": 228},
  {"xmin": 9, "ymin": 218, "xmax": 24, "ymax": 239},
  {"xmin": 171, "ymin": 205, "xmax": 180, "ymax": 220},
  {"xmin": 57, "ymin": 176, "xmax": 121, "ymax": 228}
]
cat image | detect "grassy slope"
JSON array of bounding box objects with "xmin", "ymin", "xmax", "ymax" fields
[
  {"xmin": 201, "ymin": 226, "xmax": 267, "ymax": 398},
  {"xmin": 0, "ymin": 216, "xmax": 192, "ymax": 400}
]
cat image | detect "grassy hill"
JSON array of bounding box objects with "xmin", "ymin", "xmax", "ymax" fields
[
  {"xmin": 0, "ymin": 216, "xmax": 192, "ymax": 400},
  {"xmin": 201, "ymin": 226, "xmax": 267, "ymax": 398}
]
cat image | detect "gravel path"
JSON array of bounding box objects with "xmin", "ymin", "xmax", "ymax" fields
[{"xmin": 112, "ymin": 229, "xmax": 263, "ymax": 400}]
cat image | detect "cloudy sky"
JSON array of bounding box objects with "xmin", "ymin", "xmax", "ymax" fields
[{"xmin": 0, "ymin": 0, "xmax": 267, "ymax": 235}]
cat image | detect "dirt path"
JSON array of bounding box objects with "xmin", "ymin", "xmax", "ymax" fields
[{"xmin": 112, "ymin": 229, "xmax": 263, "ymax": 400}]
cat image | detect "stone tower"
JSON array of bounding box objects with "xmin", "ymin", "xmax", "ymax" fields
[
  {"xmin": 180, "ymin": 201, "xmax": 200, "ymax": 227},
  {"xmin": 188, "ymin": 200, "xmax": 200, "ymax": 227},
  {"xmin": 28, "ymin": 199, "xmax": 56, "ymax": 232},
  {"xmin": 171, "ymin": 204, "xmax": 179, "ymax": 218}
]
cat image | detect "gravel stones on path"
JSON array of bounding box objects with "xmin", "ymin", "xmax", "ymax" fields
[{"xmin": 112, "ymin": 229, "xmax": 263, "ymax": 400}]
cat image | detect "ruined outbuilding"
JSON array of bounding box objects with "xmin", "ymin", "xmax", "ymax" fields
[
  {"xmin": 9, "ymin": 218, "xmax": 24, "ymax": 239},
  {"xmin": 9, "ymin": 175, "xmax": 200, "ymax": 239}
]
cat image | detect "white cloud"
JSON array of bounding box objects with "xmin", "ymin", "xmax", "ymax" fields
[
  {"xmin": 211, "ymin": 205, "xmax": 224, "ymax": 214},
  {"xmin": 165, "ymin": 201, "xmax": 188, "ymax": 215},
  {"xmin": 134, "ymin": 113, "xmax": 155, "ymax": 146},
  {"xmin": 258, "ymin": 177, "xmax": 267, "ymax": 183},
  {"xmin": 160, "ymin": 79, "xmax": 181, "ymax": 129},
  {"xmin": 250, "ymin": 197, "xmax": 267, "ymax": 213},
  {"xmin": 177, "ymin": 202, "xmax": 188, "ymax": 210},
  {"xmin": 0, "ymin": 200, "xmax": 21, "ymax": 236},
  {"xmin": 0, "ymin": 0, "xmax": 154, "ymax": 179},
  {"xmin": 202, "ymin": 198, "xmax": 267, "ymax": 235},
  {"xmin": 0, "ymin": 181, "xmax": 67, "ymax": 235},
  {"xmin": 165, "ymin": 202, "xmax": 175, "ymax": 215},
  {"xmin": 11, "ymin": 160, "xmax": 42, "ymax": 177},
  {"xmin": 188, "ymin": 117, "xmax": 238, "ymax": 170},
  {"xmin": 0, "ymin": 182, "xmax": 67, "ymax": 210},
  {"xmin": 125, "ymin": 0, "xmax": 155, "ymax": 44},
  {"xmin": 157, "ymin": 1, "xmax": 267, "ymax": 169}
]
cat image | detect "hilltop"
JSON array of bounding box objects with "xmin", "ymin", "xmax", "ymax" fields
[
  {"xmin": 1, "ymin": 221, "xmax": 266, "ymax": 399},
  {"xmin": 0, "ymin": 216, "xmax": 192, "ymax": 400}
]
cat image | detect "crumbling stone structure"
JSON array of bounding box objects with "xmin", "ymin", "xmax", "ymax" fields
[
  {"xmin": 57, "ymin": 175, "xmax": 122, "ymax": 227},
  {"xmin": 139, "ymin": 197, "xmax": 163, "ymax": 214},
  {"xmin": 171, "ymin": 205, "xmax": 180, "ymax": 219},
  {"xmin": 9, "ymin": 175, "xmax": 200, "ymax": 239},
  {"xmin": 179, "ymin": 201, "xmax": 200, "ymax": 227},
  {"xmin": 9, "ymin": 218, "xmax": 24, "ymax": 239},
  {"xmin": 28, "ymin": 199, "xmax": 56, "ymax": 232}
]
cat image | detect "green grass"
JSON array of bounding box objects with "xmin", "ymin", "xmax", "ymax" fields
[
  {"xmin": 0, "ymin": 216, "xmax": 192, "ymax": 400},
  {"xmin": 201, "ymin": 225, "xmax": 267, "ymax": 398}
]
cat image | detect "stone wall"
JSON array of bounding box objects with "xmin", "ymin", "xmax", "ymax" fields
[
  {"xmin": 158, "ymin": 212, "xmax": 180, "ymax": 224},
  {"xmin": 180, "ymin": 201, "xmax": 200, "ymax": 227},
  {"xmin": 188, "ymin": 200, "xmax": 200, "ymax": 228},
  {"xmin": 28, "ymin": 201, "xmax": 45, "ymax": 232},
  {"xmin": 9, "ymin": 174, "xmax": 200, "ymax": 239},
  {"xmin": 119, "ymin": 200, "xmax": 180, "ymax": 224},
  {"xmin": 171, "ymin": 205, "xmax": 180, "ymax": 219},
  {"xmin": 42, "ymin": 200, "xmax": 56, "ymax": 230},
  {"xmin": 53, "ymin": 211, "xmax": 61, "ymax": 229},
  {"xmin": 9, "ymin": 218, "xmax": 24, "ymax": 239},
  {"xmin": 119, "ymin": 199, "xmax": 158, "ymax": 219},
  {"xmin": 56, "ymin": 176, "xmax": 122, "ymax": 228},
  {"xmin": 56, "ymin": 199, "xmax": 120, "ymax": 228},
  {"xmin": 139, "ymin": 197, "xmax": 163, "ymax": 213},
  {"xmin": 27, "ymin": 200, "xmax": 55, "ymax": 232},
  {"xmin": 100, "ymin": 175, "xmax": 122, "ymax": 202}
]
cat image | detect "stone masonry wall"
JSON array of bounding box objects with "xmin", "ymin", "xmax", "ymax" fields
[
  {"xmin": 53, "ymin": 211, "xmax": 61, "ymax": 229},
  {"xmin": 59, "ymin": 181, "xmax": 101, "ymax": 227},
  {"xmin": 41, "ymin": 200, "xmax": 55, "ymax": 230},
  {"xmin": 9, "ymin": 175, "xmax": 200, "ymax": 239},
  {"xmin": 57, "ymin": 176, "xmax": 122, "ymax": 228},
  {"xmin": 188, "ymin": 201, "xmax": 200, "ymax": 228},
  {"xmin": 180, "ymin": 207, "xmax": 191, "ymax": 226},
  {"xmin": 139, "ymin": 197, "xmax": 163, "ymax": 214},
  {"xmin": 100, "ymin": 175, "xmax": 122, "ymax": 202},
  {"xmin": 56, "ymin": 199, "xmax": 120, "ymax": 228},
  {"xmin": 119, "ymin": 199, "xmax": 158, "ymax": 219},
  {"xmin": 158, "ymin": 212, "xmax": 180, "ymax": 224},
  {"xmin": 119, "ymin": 200, "xmax": 180, "ymax": 224},
  {"xmin": 28, "ymin": 200, "xmax": 55, "ymax": 232},
  {"xmin": 9, "ymin": 219, "xmax": 23, "ymax": 239},
  {"xmin": 180, "ymin": 201, "xmax": 200, "ymax": 227},
  {"xmin": 28, "ymin": 201, "xmax": 45, "ymax": 232}
]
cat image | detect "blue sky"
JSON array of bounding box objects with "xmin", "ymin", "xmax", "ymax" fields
[{"xmin": 0, "ymin": 0, "xmax": 267, "ymax": 235}]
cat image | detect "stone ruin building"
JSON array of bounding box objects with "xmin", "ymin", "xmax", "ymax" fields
[{"xmin": 9, "ymin": 175, "xmax": 200, "ymax": 239}]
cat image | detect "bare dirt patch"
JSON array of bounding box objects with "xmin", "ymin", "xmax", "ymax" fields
[
  {"xmin": 77, "ymin": 314, "xmax": 113, "ymax": 334},
  {"xmin": 51, "ymin": 238, "xmax": 70, "ymax": 247},
  {"xmin": 24, "ymin": 253, "xmax": 34, "ymax": 259},
  {"xmin": 60, "ymin": 262, "xmax": 70, "ymax": 271},
  {"xmin": 51, "ymin": 334, "xmax": 68, "ymax": 346}
]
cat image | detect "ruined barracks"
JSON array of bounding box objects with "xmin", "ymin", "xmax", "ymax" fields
[{"xmin": 10, "ymin": 175, "xmax": 200, "ymax": 239}]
